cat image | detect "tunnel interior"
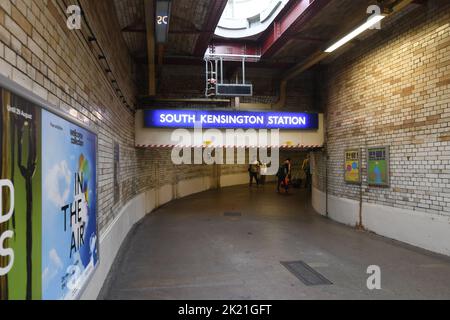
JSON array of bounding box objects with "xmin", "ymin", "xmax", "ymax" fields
[{"xmin": 0, "ymin": 0, "xmax": 449, "ymax": 301}]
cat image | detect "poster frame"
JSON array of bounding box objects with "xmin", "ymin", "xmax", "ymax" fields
[
  {"xmin": 0, "ymin": 74, "xmax": 100, "ymax": 300},
  {"xmin": 113, "ymin": 141, "xmax": 120, "ymax": 205},
  {"xmin": 366, "ymin": 145, "xmax": 390, "ymax": 188},
  {"xmin": 344, "ymin": 148, "xmax": 361, "ymax": 185}
]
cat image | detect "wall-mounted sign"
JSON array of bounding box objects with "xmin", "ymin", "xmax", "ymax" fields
[
  {"xmin": 345, "ymin": 149, "xmax": 361, "ymax": 184},
  {"xmin": 1, "ymin": 85, "xmax": 98, "ymax": 300},
  {"xmin": 41, "ymin": 110, "xmax": 98, "ymax": 300},
  {"xmin": 114, "ymin": 142, "xmax": 120, "ymax": 204},
  {"xmin": 367, "ymin": 146, "xmax": 390, "ymax": 187},
  {"xmin": 155, "ymin": 0, "xmax": 171, "ymax": 43},
  {"xmin": 144, "ymin": 110, "xmax": 319, "ymax": 130}
]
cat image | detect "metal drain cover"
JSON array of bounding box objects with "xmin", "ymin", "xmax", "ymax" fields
[
  {"xmin": 281, "ymin": 261, "xmax": 333, "ymax": 286},
  {"xmin": 224, "ymin": 211, "xmax": 242, "ymax": 217}
]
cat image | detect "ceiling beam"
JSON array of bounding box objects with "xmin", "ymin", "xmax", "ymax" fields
[
  {"xmin": 144, "ymin": 0, "xmax": 156, "ymax": 96},
  {"xmin": 122, "ymin": 26, "xmax": 204, "ymax": 35},
  {"xmin": 193, "ymin": 0, "xmax": 228, "ymax": 57},
  {"xmin": 291, "ymin": 36, "xmax": 329, "ymax": 43},
  {"xmin": 170, "ymin": 30, "xmax": 204, "ymax": 34},
  {"xmin": 207, "ymin": 42, "xmax": 261, "ymax": 56},
  {"xmin": 261, "ymin": 0, "xmax": 332, "ymax": 58},
  {"xmin": 121, "ymin": 15, "xmax": 203, "ymax": 34},
  {"xmin": 122, "ymin": 21, "xmax": 145, "ymax": 33}
]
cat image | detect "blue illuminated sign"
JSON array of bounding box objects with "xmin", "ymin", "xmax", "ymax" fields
[{"xmin": 144, "ymin": 109, "xmax": 319, "ymax": 130}]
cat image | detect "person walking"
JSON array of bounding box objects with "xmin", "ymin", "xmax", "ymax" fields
[
  {"xmin": 248, "ymin": 159, "xmax": 260, "ymax": 187},
  {"xmin": 302, "ymin": 154, "xmax": 312, "ymax": 189},
  {"xmin": 286, "ymin": 158, "xmax": 292, "ymax": 186},
  {"xmin": 276, "ymin": 160, "xmax": 290, "ymax": 193},
  {"xmin": 259, "ymin": 162, "xmax": 267, "ymax": 185}
]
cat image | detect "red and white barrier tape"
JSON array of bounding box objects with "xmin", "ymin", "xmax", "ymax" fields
[{"xmin": 136, "ymin": 144, "xmax": 322, "ymax": 149}]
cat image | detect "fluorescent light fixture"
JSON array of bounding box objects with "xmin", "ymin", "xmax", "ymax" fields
[{"xmin": 325, "ymin": 15, "xmax": 386, "ymax": 53}]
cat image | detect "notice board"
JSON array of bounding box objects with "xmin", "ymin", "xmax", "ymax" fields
[
  {"xmin": 367, "ymin": 146, "xmax": 390, "ymax": 187},
  {"xmin": 344, "ymin": 149, "xmax": 361, "ymax": 184}
]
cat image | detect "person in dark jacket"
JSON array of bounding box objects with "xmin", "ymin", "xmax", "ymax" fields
[{"xmin": 276, "ymin": 160, "xmax": 290, "ymax": 193}]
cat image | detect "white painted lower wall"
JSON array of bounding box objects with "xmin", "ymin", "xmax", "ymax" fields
[
  {"xmin": 312, "ymin": 187, "xmax": 450, "ymax": 257},
  {"xmin": 362, "ymin": 202, "xmax": 450, "ymax": 256},
  {"xmin": 220, "ymin": 173, "xmax": 249, "ymax": 187},
  {"xmin": 312, "ymin": 187, "xmax": 359, "ymax": 226},
  {"xmin": 177, "ymin": 176, "xmax": 212, "ymax": 198},
  {"xmin": 312, "ymin": 187, "xmax": 327, "ymax": 216},
  {"xmin": 80, "ymin": 192, "xmax": 148, "ymax": 300},
  {"xmin": 220, "ymin": 173, "xmax": 277, "ymax": 187},
  {"xmin": 80, "ymin": 173, "xmax": 254, "ymax": 300}
]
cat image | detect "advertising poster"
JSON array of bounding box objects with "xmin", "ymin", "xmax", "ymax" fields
[
  {"xmin": 1, "ymin": 89, "xmax": 42, "ymax": 300},
  {"xmin": 1, "ymin": 85, "xmax": 98, "ymax": 300},
  {"xmin": 367, "ymin": 146, "xmax": 390, "ymax": 187},
  {"xmin": 41, "ymin": 110, "xmax": 98, "ymax": 300},
  {"xmin": 344, "ymin": 149, "xmax": 361, "ymax": 184},
  {"xmin": 114, "ymin": 142, "xmax": 120, "ymax": 204}
]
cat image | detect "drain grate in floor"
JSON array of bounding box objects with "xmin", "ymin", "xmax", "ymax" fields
[
  {"xmin": 281, "ymin": 261, "xmax": 333, "ymax": 286},
  {"xmin": 224, "ymin": 211, "xmax": 242, "ymax": 217}
]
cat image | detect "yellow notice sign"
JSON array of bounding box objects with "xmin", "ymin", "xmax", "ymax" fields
[{"xmin": 345, "ymin": 149, "xmax": 361, "ymax": 184}]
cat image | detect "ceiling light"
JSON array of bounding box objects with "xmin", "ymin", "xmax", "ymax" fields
[{"xmin": 325, "ymin": 15, "xmax": 386, "ymax": 53}]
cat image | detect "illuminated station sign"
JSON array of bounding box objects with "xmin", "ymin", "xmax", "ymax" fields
[
  {"xmin": 144, "ymin": 110, "xmax": 319, "ymax": 130},
  {"xmin": 155, "ymin": 0, "xmax": 171, "ymax": 43}
]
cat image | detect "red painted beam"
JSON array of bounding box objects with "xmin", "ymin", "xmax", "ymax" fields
[
  {"xmin": 193, "ymin": 0, "xmax": 228, "ymax": 57},
  {"xmin": 261, "ymin": 0, "xmax": 332, "ymax": 58},
  {"xmin": 207, "ymin": 42, "xmax": 261, "ymax": 57}
]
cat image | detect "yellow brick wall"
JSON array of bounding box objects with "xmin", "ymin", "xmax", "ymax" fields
[
  {"xmin": 0, "ymin": 0, "xmax": 141, "ymax": 230},
  {"xmin": 315, "ymin": 0, "xmax": 450, "ymax": 216},
  {"xmin": 0, "ymin": 0, "xmax": 217, "ymax": 231}
]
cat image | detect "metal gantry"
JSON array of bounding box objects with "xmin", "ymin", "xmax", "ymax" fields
[{"xmin": 204, "ymin": 49, "xmax": 260, "ymax": 97}]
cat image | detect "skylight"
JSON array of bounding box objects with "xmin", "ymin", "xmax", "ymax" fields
[
  {"xmin": 222, "ymin": 0, "xmax": 273, "ymax": 20},
  {"xmin": 215, "ymin": 0, "xmax": 290, "ymax": 39}
]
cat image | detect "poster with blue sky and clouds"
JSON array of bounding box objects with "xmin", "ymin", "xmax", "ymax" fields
[{"xmin": 41, "ymin": 110, "xmax": 98, "ymax": 300}]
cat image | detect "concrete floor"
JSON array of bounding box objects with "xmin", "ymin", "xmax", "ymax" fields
[{"xmin": 101, "ymin": 184, "xmax": 450, "ymax": 300}]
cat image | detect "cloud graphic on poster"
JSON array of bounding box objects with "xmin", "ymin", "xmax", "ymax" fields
[
  {"xmin": 50, "ymin": 249, "xmax": 63, "ymax": 270},
  {"xmin": 45, "ymin": 161, "xmax": 71, "ymax": 208},
  {"xmin": 42, "ymin": 267, "xmax": 50, "ymax": 283},
  {"xmin": 89, "ymin": 234, "xmax": 97, "ymax": 263},
  {"xmin": 65, "ymin": 251, "xmax": 84, "ymax": 294},
  {"xmin": 42, "ymin": 249, "xmax": 64, "ymax": 289},
  {"xmin": 90, "ymin": 234, "xmax": 97, "ymax": 255}
]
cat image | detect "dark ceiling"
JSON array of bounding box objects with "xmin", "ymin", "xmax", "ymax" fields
[
  {"xmin": 114, "ymin": 0, "xmax": 213, "ymax": 60},
  {"xmin": 112, "ymin": 0, "xmax": 425, "ymax": 95}
]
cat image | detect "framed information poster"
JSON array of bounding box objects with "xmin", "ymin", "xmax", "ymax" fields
[
  {"xmin": 344, "ymin": 149, "xmax": 361, "ymax": 184},
  {"xmin": 367, "ymin": 146, "xmax": 390, "ymax": 187},
  {"xmin": 1, "ymin": 80, "xmax": 99, "ymax": 300},
  {"xmin": 114, "ymin": 142, "xmax": 120, "ymax": 204}
]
